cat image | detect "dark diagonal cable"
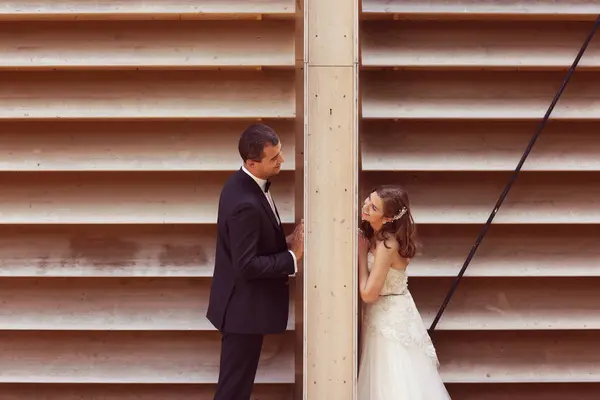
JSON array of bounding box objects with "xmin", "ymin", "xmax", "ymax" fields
[{"xmin": 429, "ymin": 15, "xmax": 600, "ymax": 333}]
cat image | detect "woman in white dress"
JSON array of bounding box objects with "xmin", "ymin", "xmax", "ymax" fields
[{"xmin": 357, "ymin": 185, "xmax": 450, "ymax": 399}]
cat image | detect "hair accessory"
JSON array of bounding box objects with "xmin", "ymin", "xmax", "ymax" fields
[{"xmin": 391, "ymin": 207, "xmax": 407, "ymax": 221}]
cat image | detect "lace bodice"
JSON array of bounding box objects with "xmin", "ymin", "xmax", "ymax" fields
[
  {"xmin": 363, "ymin": 252, "xmax": 440, "ymax": 366},
  {"xmin": 367, "ymin": 252, "xmax": 408, "ymax": 296}
]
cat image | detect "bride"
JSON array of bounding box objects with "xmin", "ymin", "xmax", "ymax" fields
[{"xmin": 357, "ymin": 184, "xmax": 451, "ymax": 399}]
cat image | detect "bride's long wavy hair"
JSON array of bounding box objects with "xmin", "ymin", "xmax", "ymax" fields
[{"xmin": 360, "ymin": 185, "xmax": 420, "ymax": 259}]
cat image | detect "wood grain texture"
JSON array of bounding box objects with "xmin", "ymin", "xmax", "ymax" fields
[
  {"xmin": 362, "ymin": 20, "xmax": 600, "ymax": 68},
  {"xmin": 0, "ymin": 120, "xmax": 294, "ymax": 171},
  {"xmin": 0, "ymin": 384, "xmax": 293, "ymax": 400},
  {"xmin": 408, "ymin": 224, "xmax": 600, "ymax": 277},
  {"xmin": 361, "ymin": 120, "xmax": 600, "ymax": 171},
  {"xmin": 0, "ymin": 0, "xmax": 295, "ymax": 20},
  {"xmin": 0, "ymin": 70, "xmax": 295, "ymax": 119},
  {"xmin": 0, "ymin": 331, "xmax": 294, "ymax": 383},
  {"xmin": 0, "ymin": 171, "xmax": 294, "ymax": 224},
  {"xmin": 0, "ymin": 224, "xmax": 296, "ymax": 277},
  {"xmin": 446, "ymin": 383, "xmax": 600, "ymax": 400},
  {"xmin": 436, "ymin": 330, "xmax": 600, "ymax": 382},
  {"xmin": 362, "ymin": 70, "xmax": 600, "ymax": 119},
  {"xmin": 0, "ymin": 20, "xmax": 294, "ymax": 69},
  {"xmin": 0, "ymin": 277, "xmax": 294, "ymax": 330},
  {"xmin": 363, "ymin": 0, "xmax": 600, "ymax": 19},
  {"xmin": 305, "ymin": 0, "xmax": 359, "ymax": 396},
  {"xmin": 411, "ymin": 277, "xmax": 600, "ymax": 330}
]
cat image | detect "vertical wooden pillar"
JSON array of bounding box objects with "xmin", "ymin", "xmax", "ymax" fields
[
  {"xmin": 294, "ymin": 0, "xmax": 306, "ymax": 399},
  {"xmin": 303, "ymin": 0, "xmax": 360, "ymax": 398}
]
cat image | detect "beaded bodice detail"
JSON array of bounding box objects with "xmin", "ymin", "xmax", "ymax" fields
[
  {"xmin": 363, "ymin": 252, "xmax": 439, "ymax": 366},
  {"xmin": 368, "ymin": 252, "xmax": 409, "ymax": 296}
]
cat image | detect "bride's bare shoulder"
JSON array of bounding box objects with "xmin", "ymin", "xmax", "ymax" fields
[
  {"xmin": 375, "ymin": 237, "xmax": 400, "ymax": 252},
  {"xmin": 373, "ymin": 239, "xmax": 399, "ymax": 263},
  {"xmin": 375, "ymin": 238, "xmax": 411, "ymax": 269}
]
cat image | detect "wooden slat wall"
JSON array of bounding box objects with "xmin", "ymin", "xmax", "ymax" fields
[
  {"xmin": 361, "ymin": 1, "xmax": 600, "ymax": 399},
  {"xmin": 0, "ymin": 1, "xmax": 296, "ymax": 399}
]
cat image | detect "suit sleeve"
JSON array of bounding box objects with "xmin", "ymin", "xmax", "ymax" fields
[{"xmin": 227, "ymin": 202, "xmax": 295, "ymax": 280}]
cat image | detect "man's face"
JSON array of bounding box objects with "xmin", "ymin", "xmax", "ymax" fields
[{"xmin": 250, "ymin": 142, "xmax": 284, "ymax": 180}]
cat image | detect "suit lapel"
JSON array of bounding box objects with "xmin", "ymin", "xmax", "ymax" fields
[
  {"xmin": 237, "ymin": 169, "xmax": 282, "ymax": 232},
  {"xmin": 259, "ymin": 194, "xmax": 283, "ymax": 232},
  {"xmin": 271, "ymin": 197, "xmax": 283, "ymax": 227}
]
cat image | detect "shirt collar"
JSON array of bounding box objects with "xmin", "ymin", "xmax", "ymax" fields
[{"xmin": 242, "ymin": 165, "xmax": 268, "ymax": 192}]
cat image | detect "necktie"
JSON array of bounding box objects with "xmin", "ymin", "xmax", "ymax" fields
[{"xmin": 264, "ymin": 180, "xmax": 271, "ymax": 193}]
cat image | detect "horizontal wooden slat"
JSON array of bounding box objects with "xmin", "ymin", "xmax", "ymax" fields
[
  {"xmin": 0, "ymin": 331, "xmax": 294, "ymax": 383},
  {"xmin": 0, "ymin": 21, "xmax": 294, "ymax": 69},
  {"xmin": 361, "ymin": 120, "xmax": 600, "ymax": 171},
  {"xmin": 409, "ymin": 225, "xmax": 600, "ymax": 277},
  {"xmin": 0, "ymin": 1, "xmax": 295, "ymax": 20},
  {"xmin": 411, "ymin": 277, "xmax": 600, "ymax": 330},
  {"xmin": 436, "ymin": 330, "xmax": 600, "ymax": 383},
  {"xmin": 0, "ymin": 384, "xmax": 293, "ymax": 400},
  {"xmin": 446, "ymin": 383, "xmax": 600, "ymax": 400},
  {"xmin": 12, "ymin": 383, "xmax": 597, "ymax": 400},
  {"xmin": 362, "ymin": 20, "xmax": 600, "ymax": 68},
  {"xmin": 0, "ymin": 171, "xmax": 294, "ymax": 224},
  {"xmin": 361, "ymin": 70, "xmax": 600, "ymax": 119},
  {"xmin": 0, "ymin": 70, "xmax": 294, "ymax": 120},
  {"xmin": 2, "ymin": 383, "xmax": 293, "ymax": 400},
  {"xmin": 0, "ymin": 225, "xmax": 216, "ymax": 277},
  {"xmin": 0, "ymin": 121, "xmax": 294, "ymax": 171},
  {"xmin": 362, "ymin": 171, "xmax": 600, "ymax": 224},
  {"xmin": 0, "ymin": 277, "xmax": 294, "ymax": 331},
  {"xmin": 0, "ymin": 224, "xmax": 297, "ymax": 277},
  {"xmin": 362, "ymin": 0, "xmax": 600, "ymax": 20}
]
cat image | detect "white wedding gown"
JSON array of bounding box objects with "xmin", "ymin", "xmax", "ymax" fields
[{"xmin": 357, "ymin": 252, "xmax": 451, "ymax": 399}]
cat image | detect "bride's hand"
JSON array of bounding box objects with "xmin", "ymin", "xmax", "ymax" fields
[{"xmin": 358, "ymin": 229, "xmax": 369, "ymax": 255}]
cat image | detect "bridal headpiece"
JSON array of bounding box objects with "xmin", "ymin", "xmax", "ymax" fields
[{"xmin": 390, "ymin": 207, "xmax": 407, "ymax": 222}]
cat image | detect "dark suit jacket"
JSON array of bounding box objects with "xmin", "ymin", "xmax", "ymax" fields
[{"xmin": 206, "ymin": 168, "xmax": 295, "ymax": 335}]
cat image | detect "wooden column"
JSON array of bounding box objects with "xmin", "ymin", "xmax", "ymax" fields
[
  {"xmin": 303, "ymin": 0, "xmax": 360, "ymax": 399},
  {"xmin": 294, "ymin": 0, "xmax": 306, "ymax": 399}
]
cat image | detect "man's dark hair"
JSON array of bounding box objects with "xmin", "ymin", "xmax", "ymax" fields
[{"xmin": 238, "ymin": 123, "xmax": 280, "ymax": 162}]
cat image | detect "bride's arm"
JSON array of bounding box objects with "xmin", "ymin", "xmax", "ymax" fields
[
  {"xmin": 359, "ymin": 240, "xmax": 397, "ymax": 304},
  {"xmin": 358, "ymin": 248, "xmax": 369, "ymax": 299}
]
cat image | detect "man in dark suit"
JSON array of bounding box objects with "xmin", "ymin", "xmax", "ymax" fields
[{"xmin": 207, "ymin": 123, "xmax": 304, "ymax": 400}]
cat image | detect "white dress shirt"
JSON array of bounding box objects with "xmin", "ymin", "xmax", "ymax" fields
[{"xmin": 241, "ymin": 166, "xmax": 297, "ymax": 274}]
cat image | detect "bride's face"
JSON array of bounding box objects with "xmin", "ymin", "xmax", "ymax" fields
[{"xmin": 361, "ymin": 191, "xmax": 386, "ymax": 226}]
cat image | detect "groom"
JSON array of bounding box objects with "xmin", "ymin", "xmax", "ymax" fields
[{"xmin": 207, "ymin": 123, "xmax": 304, "ymax": 400}]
